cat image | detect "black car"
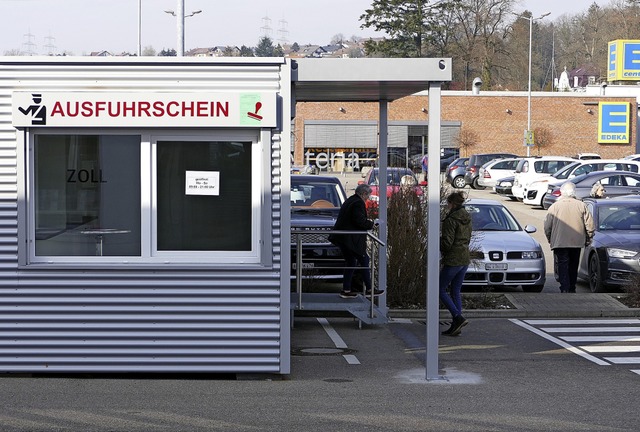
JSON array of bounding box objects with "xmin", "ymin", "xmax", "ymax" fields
[
  {"xmin": 542, "ymin": 171, "xmax": 640, "ymax": 209},
  {"xmin": 290, "ymin": 175, "xmax": 347, "ymax": 280},
  {"xmin": 464, "ymin": 153, "xmax": 518, "ymax": 190},
  {"xmin": 578, "ymin": 196, "xmax": 640, "ymax": 292}
]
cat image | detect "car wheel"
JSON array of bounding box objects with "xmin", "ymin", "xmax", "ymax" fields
[
  {"xmin": 538, "ymin": 194, "xmax": 546, "ymax": 208},
  {"xmin": 522, "ymin": 284, "xmax": 544, "ymax": 293},
  {"xmin": 452, "ymin": 176, "xmax": 466, "ymax": 189},
  {"xmin": 588, "ymin": 253, "xmax": 605, "ymax": 293},
  {"xmin": 508, "ymin": 196, "xmax": 518, "ymax": 201},
  {"xmin": 472, "ymin": 178, "xmax": 486, "ymax": 190}
]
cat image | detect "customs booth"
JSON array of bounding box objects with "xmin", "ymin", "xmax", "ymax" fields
[{"xmin": 0, "ymin": 57, "xmax": 450, "ymax": 374}]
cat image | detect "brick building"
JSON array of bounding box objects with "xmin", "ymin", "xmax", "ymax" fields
[{"xmin": 293, "ymin": 91, "xmax": 639, "ymax": 171}]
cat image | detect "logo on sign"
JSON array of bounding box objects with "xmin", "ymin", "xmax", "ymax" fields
[
  {"xmin": 598, "ymin": 102, "xmax": 630, "ymax": 144},
  {"xmin": 18, "ymin": 93, "xmax": 47, "ymax": 125}
]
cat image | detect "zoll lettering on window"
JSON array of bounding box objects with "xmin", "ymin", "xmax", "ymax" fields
[
  {"xmin": 598, "ymin": 102, "xmax": 630, "ymax": 144},
  {"xmin": 12, "ymin": 92, "xmax": 277, "ymax": 128}
]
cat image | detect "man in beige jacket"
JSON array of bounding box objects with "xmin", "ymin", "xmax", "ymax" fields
[{"xmin": 544, "ymin": 182, "xmax": 595, "ymax": 293}]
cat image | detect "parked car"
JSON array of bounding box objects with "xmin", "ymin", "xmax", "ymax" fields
[
  {"xmin": 439, "ymin": 148, "xmax": 461, "ymax": 172},
  {"xmin": 290, "ymin": 175, "xmax": 348, "ymax": 279},
  {"xmin": 523, "ymin": 159, "xmax": 640, "ymax": 207},
  {"xmin": 494, "ymin": 175, "xmax": 517, "ymax": 200},
  {"xmin": 477, "ymin": 157, "xmax": 520, "ymax": 189},
  {"xmin": 465, "ymin": 153, "xmax": 518, "ymax": 189},
  {"xmin": 578, "ymin": 196, "xmax": 640, "ymax": 292},
  {"xmin": 511, "ymin": 156, "xmax": 575, "ymax": 201},
  {"xmin": 624, "ymin": 154, "xmax": 640, "ymax": 161},
  {"xmin": 445, "ymin": 157, "xmax": 469, "ymax": 189},
  {"xmin": 360, "ymin": 167, "xmax": 422, "ymax": 212},
  {"xmin": 574, "ymin": 153, "xmax": 601, "ymax": 160},
  {"xmin": 542, "ymin": 171, "xmax": 640, "ymax": 209},
  {"xmin": 462, "ymin": 198, "xmax": 546, "ymax": 292}
]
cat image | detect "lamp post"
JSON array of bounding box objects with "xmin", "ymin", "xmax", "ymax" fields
[
  {"xmin": 164, "ymin": 0, "xmax": 202, "ymax": 56},
  {"xmin": 514, "ymin": 12, "xmax": 550, "ymax": 156}
]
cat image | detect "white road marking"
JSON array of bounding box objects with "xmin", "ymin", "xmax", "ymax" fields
[
  {"xmin": 317, "ymin": 317, "xmax": 347, "ymax": 348},
  {"xmin": 525, "ymin": 319, "xmax": 640, "ymax": 325},
  {"xmin": 510, "ymin": 319, "xmax": 610, "ymax": 366},
  {"xmin": 561, "ymin": 336, "xmax": 640, "ymax": 342},
  {"xmin": 632, "ymin": 370, "xmax": 640, "ymax": 376},
  {"xmin": 316, "ymin": 317, "xmax": 360, "ymax": 365},
  {"xmin": 581, "ymin": 346, "xmax": 640, "ymax": 353},
  {"xmin": 604, "ymin": 357, "xmax": 640, "ymax": 364},
  {"xmin": 343, "ymin": 354, "xmax": 361, "ymax": 365},
  {"xmin": 541, "ymin": 327, "xmax": 640, "ymax": 333}
]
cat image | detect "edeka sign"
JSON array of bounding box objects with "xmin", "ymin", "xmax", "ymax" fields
[
  {"xmin": 598, "ymin": 102, "xmax": 630, "ymax": 144},
  {"xmin": 12, "ymin": 92, "xmax": 277, "ymax": 128},
  {"xmin": 608, "ymin": 40, "xmax": 640, "ymax": 81}
]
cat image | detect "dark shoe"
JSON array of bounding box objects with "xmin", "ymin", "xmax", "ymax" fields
[
  {"xmin": 449, "ymin": 315, "xmax": 468, "ymax": 336},
  {"xmin": 339, "ymin": 290, "xmax": 358, "ymax": 299},
  {"xmin": 365, "ymin": 289, "xmax": 384, "ymax": 296},
  {"xmin": 441, "ymin": 322, "xmax": 456, "ymax": 336}
]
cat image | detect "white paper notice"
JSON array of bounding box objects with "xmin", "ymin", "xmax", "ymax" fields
[{"xmin": 185, "ymin": 171, "xmax": 220, "ymax": 196}]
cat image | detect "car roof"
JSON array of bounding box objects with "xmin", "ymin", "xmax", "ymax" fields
[
  {"xmin": 465, "ymin": 198, "xmax": 504, "ymax": 206},
  {"xmin": 583, "ymin": 195, "xmax": 640, "ymax": 205},
  {"xmin": 291, "ymin": 175, "xmax": 341, "ymax": 183}
]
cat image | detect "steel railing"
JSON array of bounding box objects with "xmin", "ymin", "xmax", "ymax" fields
[{"xmin": 291, "ymin": 228, "xmax": 385, "ymax": 320}]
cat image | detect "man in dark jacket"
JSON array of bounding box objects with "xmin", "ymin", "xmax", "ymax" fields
[
  {"xmin": 330, "ymin": 184, "xmax": 382, "ymax": 299},
  {"xmin": 440, "ymin": 191, "xmax": 472, "ymax": 336}
]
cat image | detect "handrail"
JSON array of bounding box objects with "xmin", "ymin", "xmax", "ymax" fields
[{"xmin": 291, "ymin": 229, "xmax": 385, "ymax": 320}]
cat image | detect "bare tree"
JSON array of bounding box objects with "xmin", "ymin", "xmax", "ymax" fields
[
  {"xmin": 533, "ymin": 127, "xmax": 553, "ymax": 156},
  {"xmin": 455, "ymin": 127, "xmax": 480, "ymax": 157}
]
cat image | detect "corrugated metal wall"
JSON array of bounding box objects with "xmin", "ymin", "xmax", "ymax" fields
[{"xmin": 0, "ymin": 58, "xmax": 289, "ymax": 373}]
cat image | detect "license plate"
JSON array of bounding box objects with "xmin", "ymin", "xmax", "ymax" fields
[
  {"xmin": 485, "ymin": 263, "xmax": 508, "ymax": 270},
  {"xmin": 292, "ymin": 263, "xmax": 315, "ymax": 269}
]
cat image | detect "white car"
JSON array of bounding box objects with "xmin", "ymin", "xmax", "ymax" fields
[
  {"xmin": 523, "ymin": 159, "xmax": 640, "ymax": 207},
  {"xmin": 463, "ymin": 198, "xmax": 546, "ymax": 292},
  {"xmin": 511, "ymin": 156, "xmax": 575, "ymax": 200},
  {"xmin": 477, "ymin": 158, "xmax": 520, "ymax": 188}
]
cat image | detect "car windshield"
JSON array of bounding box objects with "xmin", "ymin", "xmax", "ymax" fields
[
  {"xmin": 290, "ymin": 180, "xmax": 344, "ymax": 208},
  {"xmin": 597, "ymin": 204, "xmax": 640, "ymax": 231},
  {"xmin": 370, "ymin": 169, "xmax": 414, "ymax": 185},
  {"xmin": 552, "ymin": 162, "xmax": 581, "ymax": 179},
  {"xmin": 465, "ymin": 203, "xmax": 521, "ymax": 231}
]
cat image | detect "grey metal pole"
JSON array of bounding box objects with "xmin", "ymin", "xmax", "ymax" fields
[
  {"xmin": 526, "ymin": 15, "xmax": 532, "ymax": 157},
  {"xmin": 378, "ymin": 100, "xmax": 388, "ymax": 315},
  {"xmin": 426, "ymin": 81, "xmax": 444, "ymax": 381},
  {"xmin": 177, "ymin": 0, "xmax": 185, "ymax": 56},
  {"xmin": 138, "ymin": 0, "xmax": 142, "ymax": 56}
]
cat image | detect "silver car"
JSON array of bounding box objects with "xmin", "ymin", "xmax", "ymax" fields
[{"xmin": 463, "ymin": 198, "xmax": 546, "ymax": 292}]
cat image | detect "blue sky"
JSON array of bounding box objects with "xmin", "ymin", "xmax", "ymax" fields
[{"xmin": 0, "ymin": 0, "xmax": 602, "ymax": 55}]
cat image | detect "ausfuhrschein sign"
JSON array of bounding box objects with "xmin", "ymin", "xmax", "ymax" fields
[{"xmin": 12, "ymin": 92, "xmax": 277, "ymax": 127}]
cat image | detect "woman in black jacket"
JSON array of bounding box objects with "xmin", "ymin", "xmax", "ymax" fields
[{"xmin": 330, "ymin": 184, "xmax": 382, "ymax": 299}]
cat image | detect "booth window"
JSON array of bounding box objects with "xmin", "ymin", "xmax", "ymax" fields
[
  {"xmin": 28, "ymin": 132, "xmax": 261, "ymax": 265},
  {"xmin": 34, "ymin": 135, "xmax": 141, "ymax": 257},
  {"xmin": 156, "ymin": 140, "xmax": 252, "ymax": 251}
]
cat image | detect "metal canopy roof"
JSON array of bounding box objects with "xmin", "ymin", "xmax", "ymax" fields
[{"xmin": 292, "ymin": 58, "xmax": 452, "ymax": 102}]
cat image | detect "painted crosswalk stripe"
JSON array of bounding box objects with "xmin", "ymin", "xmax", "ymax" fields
[
  {"xmin": 604, "ymin": 357, "xmax": 640, "ymax": 364},
  {"xmin": 510, "ymin": 319, "xmax": 610, "ymax": 366},
  {"xmin": 581, "ymin": 346, "xmax": 640, "ymax": 353},
  {"xmin": 632, "ymin": 370, "xmax": 640, "ymax": 376},
  {"xmin": 525, "ymin": 319, "xmax": 640, "ymax": 325},
  {"xmin": 560, "ymin": 336, "xmax": 640, "ymax": 342},
  {"xmin": 541, "ymin": 327, "xmax": 640, "ymax": 333}
]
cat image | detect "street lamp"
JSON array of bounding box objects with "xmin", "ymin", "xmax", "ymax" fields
[
  {"xmin": 164, "ymin": 0, "xmax": 202, "ymax": 56},
  {"xmin": 513, "ymin": 12, "xmax": 550, "ymax": 156}
]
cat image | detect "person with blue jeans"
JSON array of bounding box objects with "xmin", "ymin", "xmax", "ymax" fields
[{"xmin": 440, "ymin": 191, "xmax": 472, "ymax": 336}]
